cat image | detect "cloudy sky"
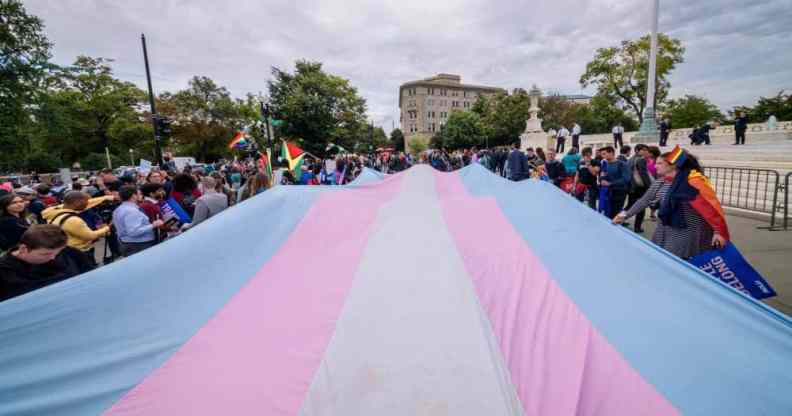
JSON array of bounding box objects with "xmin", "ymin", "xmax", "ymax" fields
[{"xmin": 25, "ymin": 0, "xmax": 792, "ymax": 132}]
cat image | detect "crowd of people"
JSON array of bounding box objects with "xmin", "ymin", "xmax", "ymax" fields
[{"xmin": 1, "ymin": 140, "xmax": 729, "ymax": 303}]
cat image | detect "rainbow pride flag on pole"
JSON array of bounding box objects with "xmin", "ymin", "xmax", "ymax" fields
[
  {"xmin": 227, "ymin": 131, "xmax": 248, "ymax": 150},
  {"xmin": 0, "ymin": 165, "xmax": 790, "ymax": 415}
]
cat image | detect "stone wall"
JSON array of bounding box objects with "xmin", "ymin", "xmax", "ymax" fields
[{"xmin": 578, "ymin": 121, "xmax": 792, "ymax": 149}]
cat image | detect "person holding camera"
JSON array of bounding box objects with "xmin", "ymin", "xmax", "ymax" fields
[
  {"xmin": 41, "ymin": 191, "xmax": 115, "ymax": 269},
  {"xmin": 112, "ymin": 185, "xmax": 164, "ymax": 257}
]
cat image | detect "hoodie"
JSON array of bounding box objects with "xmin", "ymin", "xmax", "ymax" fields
[{"xmin": 42, "ymin": 196, "xmax": 113, "ymax": 252}]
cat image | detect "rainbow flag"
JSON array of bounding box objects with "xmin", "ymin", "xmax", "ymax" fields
[
  {"xmin": 227, "ymin": 131, "xmax": 248, "ymax": 150},
  {"xmin": 0, "ymin": 165, "xmax": 790, "ymax": 415}
]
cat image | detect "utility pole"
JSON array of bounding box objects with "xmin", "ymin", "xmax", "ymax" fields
[{"xmin": 141, "ymin": 34, "xmax": 164, "ymax": 166}]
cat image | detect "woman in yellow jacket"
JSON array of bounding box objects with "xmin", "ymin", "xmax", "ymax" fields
[{"xmin": 42, "ymin": 191, "xmax": 116, "ymax": 267}]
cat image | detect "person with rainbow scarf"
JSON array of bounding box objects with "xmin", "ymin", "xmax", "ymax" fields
[{"xmin": 613, "ymin": 146, "xmax": 730, "ymax": 259}]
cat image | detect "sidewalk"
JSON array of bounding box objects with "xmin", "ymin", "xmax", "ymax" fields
[{"xmin": 641, "ymin": 214, "xmax": 792, "ymax": 317}]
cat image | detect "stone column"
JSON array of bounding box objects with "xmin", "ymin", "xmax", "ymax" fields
[
  {"xmin": 633, "ymin": 0, "xmax": 660, "ymax": 144},
  {"xmin": 520, "ymin": 85, "xmax": 547, "ymax": 149}
]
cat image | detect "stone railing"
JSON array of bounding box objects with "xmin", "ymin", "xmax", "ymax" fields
[{"xmin": 579, "ymin": 121, "xmax": 792, "ymax": 149}]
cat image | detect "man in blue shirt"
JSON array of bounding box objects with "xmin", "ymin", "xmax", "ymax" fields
[
  {"xmin": 598, "ymin": 146, "xmax": 631, "ymax": 219},
  {"xmin": 112, "ymin": 185, "xmax": 164, "ymax": 257}
]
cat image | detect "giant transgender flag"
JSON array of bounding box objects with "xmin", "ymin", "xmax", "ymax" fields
[{"xmin": 0, "ymin": 165, "xmax": 790, "ymax": 415}]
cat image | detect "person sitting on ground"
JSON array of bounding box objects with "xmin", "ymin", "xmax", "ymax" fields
[
  {"xmin": 112, "ymin": 185, "xmax": 164, "ymax": 257},
  {"xmin": 192, "ymin": 177, "xmax": 229, "ymax": 226},
  {"xmin": 0, "ymin": 194, "xmax": 30, "ymax": 252},
  {"xmin": 0, "ymin": 225, "xmax": 83, "ymax": 302}
]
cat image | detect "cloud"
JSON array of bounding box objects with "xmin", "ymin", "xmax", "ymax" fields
[{"xmin": 24, "ymin": 0, "xmax": 792, "ymax": 132}]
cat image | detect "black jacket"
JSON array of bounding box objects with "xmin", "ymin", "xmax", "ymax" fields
[
  {"xmin": 628, "ymin": 156, "xmax": 653, "ymax": 192},
  {"xmin": 0, "ymin": 247, "xmax": 91, "ymax": 302},
  {"xmin": 0, "ymin": 216, "xmax": 29, "ymax": 251},
  {"xmin": 735, "ymin": 116, "xmax": 748, "ymax": 132}
]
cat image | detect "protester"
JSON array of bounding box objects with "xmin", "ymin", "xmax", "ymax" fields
[
  {"xmin": 614, "ymin": 147, "xmax": 729, "ymax": 259},
  {"xmin": 576, "ymin": 147, "xmax": 600, "ymax": 209},
  {"xmin": 139, "ymin": 183, "xmax": 166, "ymax": 224},
  {"xmin": 0, "ymin": 194, "xmax": 30, "ymax": 252},
  {"xmin": 192, "ymin": 177, "xmax": 229, "ymax": 226},
  {"xmin": 535, "ymin": 147, "xmax": 546, "ymax": 163},
  {"xmin": 0, "ymin": 225, "xmax": 75, "ymax": 302},
  {"xmin": 42, "ymin": 191, "xmax": 114, "ymax": 268},
  {"xmin": 239, "ymin": 172, "xmax": 270, "ymax": 202},
  {"xmin": 171, "ymin": 173, "xmax": 201, "ymax": 216},
  {"xmin": 599, "ymin": 146, "xmax": 631, "ymax": 219},
  {"xmin": 612, "ymin": 123, "xmax": 625, "ymax": 148},
  {"xmin": 544, "ymin": 149, "xmax": 567, "ymax": 187},
  {"xmin": 561, "ymin": 147, "xmax": 581, "ymax": 177},
  {"xmin": 112, "ymin": 185, "xmax": 164, "ymax": 257},
  {"xmin": 625, "ymin": 144, "xmax": 654, "ymax": 233},
  {"xmin": 507, "ymin": 143, "xmax": 529, "ymax": 181},
  {"xmin": 618, "ymin": 145, "xmax": 631, "ymax": 162}
]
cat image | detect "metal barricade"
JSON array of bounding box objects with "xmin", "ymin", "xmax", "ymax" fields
[
  {"xmin": 782, "ymin": 172, "xmax": 791, "ymax": 231},
  {"xmin": 703, "ymin": 166, "xmax": 781, "ymax": 229}
]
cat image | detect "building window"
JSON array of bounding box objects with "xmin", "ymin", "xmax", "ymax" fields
[
  {"xmin": 428, "ymin": 88, "xmax": 435, "ymax": 95},
  {"xmin": 408, "ymin": 110, "xmax": 417, "ymax": 120},
  {"xmin": 440, "ymin": 89, "xmax": 447, "ymax": 97},
  {"xmin": 463, "ymin": 91, "xmax": 468, "ymax": 98},
  {"xmin": 451, "ymin": 90, "xmax": 458, "ymax": 97},
  {"xmin": 464, "ymin": 101, "xmax": 470, "ymax": 108},
  {"xmin": 428, "ymin": 99, "xmax": 434, "ymax": 106},
  {"xmin": 430, "ymin": 123, "xmax": 436, "ymax": 133}
]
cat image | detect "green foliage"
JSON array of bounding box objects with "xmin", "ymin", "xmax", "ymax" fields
[
  {"xmin": 160, "ymin": 76, "xmax": 245, "ymax": 162},
  {"xmin": 436, "ymin": 111, "xmax": 486, "ymax": 150},
  {"xmin": 25, "ymin": 151, "xmax": 62, "ymax": 173},
  {"xmin": 539, "ymin": 95, "xmax": 577, "ymax": 131},
  {"xmin": 731, "ymin": 91, "xmax": 792, "ymax": 123},
  {"xmin": 407, "ymin": 134, "xmax": 430, "ymax": 157},
  {"xmin": 472, "ymin": 90, "xmax": 530, "ymax": 147},
  {"xmin": 580, "ymin": 33, "xmax": 685, "ymax": 123},
  {"xmin": 78, "ymin": 152, "xmax": 124, "ymax": 171},
  {"xmin": 268, "ymin": 60, "xmax": 368, "ymax": 157},
  {"xmin": 0, "ymin": 0, "xmax": 55, "ymax": 172},
  {"xmin": 662, "ymin": 95, "xmax": 724, "ymax": 128},
  {"xmin": 574, "ymin": 95, "xmax": 638, "ymax": 134},
  {"xmin": 390, "ymin": 128, "xmax": 405, "ymax": 152}
]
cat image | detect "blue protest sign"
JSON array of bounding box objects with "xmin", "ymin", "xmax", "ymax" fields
[
  {"xmin": 689, "ymin": 242, "xmax": 777, "ymax": 300},
  {"xmin": 160, "ymin": 197, "xmax": 192, "ymax": 224}
]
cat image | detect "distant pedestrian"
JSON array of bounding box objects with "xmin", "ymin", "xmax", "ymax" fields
[
  {"xmin": 571, "ymin": 123, "xmax": 582, "ymax": 149},
  {"xmin": 734, "ymin": 112, "xmax": 748, "ymax": 145},
  {"xmin": 556, "ymin": 126, "xmax": 570, "ymax": 153},
  {"xmin": 659, "ymin": 118, "xmax": 670, "ymax": 147},
  {"xmin": 612, "ymin": 123, "xmax": 625, "ymax": 148}
]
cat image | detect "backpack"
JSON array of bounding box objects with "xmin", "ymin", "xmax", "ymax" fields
[{"xmin": 49, "ymin": 211, "xmax": 79, "ymax": 228}]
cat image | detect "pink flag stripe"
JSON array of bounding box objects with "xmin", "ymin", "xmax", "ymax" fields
[
  {"xmin": 434, "ymin": 171, "xmax": 678, "ymax": 416},
  {"xmin": 105, "ymin": 176, "xmax": 404, "ymax": 416}
]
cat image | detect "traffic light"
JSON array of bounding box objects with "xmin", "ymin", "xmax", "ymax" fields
[{"xmin": 154, "ymin": 116, "xmax": 172, "ymax": 138}]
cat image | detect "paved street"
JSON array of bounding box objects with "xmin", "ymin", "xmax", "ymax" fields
[{"xmin": 642, "ymin": 214, "xmax": 792, "ymax": 317}]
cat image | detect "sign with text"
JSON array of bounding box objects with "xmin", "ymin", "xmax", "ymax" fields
[{"xmin": 689, "ymin": 243, "xmax": 776, "ymax": 300}]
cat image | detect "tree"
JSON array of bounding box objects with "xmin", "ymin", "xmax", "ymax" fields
[
  {"xmin": 437, "ymin": 111, "xmax": 486, "ymax": 150},
  {"xmin": 268, "ymin": 60, "xmax": 368, "ymax": 157},
  {"xmin": 663, "ymin": 95, "xmax": 724, "ymax": 128},
  {"xmin": 407, "ymin": 134, "xmax": 430, "ymax": 157},
  {"xmin": 390, "ymin": 128, "xmax": 405, "ymax": 152},
  {"xmin": 473, "ymin": 90, "xmax": 531, "ymax": 147},
  {"xmin": 160, "ymin": 76, "xmax": 245, "ymax": 162},
  {"xmin": 0, "ymin": 0, "xmax": 54, "ymax": 172},
  {"xmin": 539, "ymin": 95, "xmax": 576, "ymax": 131},
  {"xmin": 580, "ymin": 34, "xmax": 685, "ymax": 123},
  {"xmin": 21, "ymin": 56, "xmax": 150, "ymax": 168},
  {"xmin": 732, "ymin": 90, "xmax": 792, "ymax": 123},
  {"xmin": 573, "ymin": 95, "xmax": 638, "ymax": 134}
]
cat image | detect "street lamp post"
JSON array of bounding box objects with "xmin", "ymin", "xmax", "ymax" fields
[
  {"xmin": 129, "ymin": 149, "xmax": 135, "ymax": 166},
  {"xmin": 633, "ymin": 0, "xmax": 660, "ymax": 144}
]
